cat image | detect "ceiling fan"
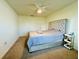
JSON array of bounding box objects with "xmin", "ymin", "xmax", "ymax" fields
[
  {"xmin": 34, "ymin": 0, "xmax": 48, "ymax": 14},
  {"xmin": 35, "ymin": 4, "xmax": 47, "ymax": 14},
  {"xmin": 26, "ymin": 0, "xmax": 47, "ymax": 14}
]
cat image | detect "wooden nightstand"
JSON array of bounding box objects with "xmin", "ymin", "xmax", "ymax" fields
[{"xmin": 64, "ymin": 33, "xmax": 74, "ymax": 49}]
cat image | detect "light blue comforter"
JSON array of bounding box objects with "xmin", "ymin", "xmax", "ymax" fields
[{"xmin": 27, "ymin": 30, "xmax": 64, "ymax": 48}]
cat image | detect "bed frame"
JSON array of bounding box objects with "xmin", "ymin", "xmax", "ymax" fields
[
  {"xmin": 27, "ymin": 19, "xmax": 67, "ymax": 52},
  {"xmin": 29, "ymin": 40, "xmax": 63, "ymax": 52}
]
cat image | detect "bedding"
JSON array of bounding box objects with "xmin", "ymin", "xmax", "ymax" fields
[{"xmin": 27, "ymin": 29, "xmax": 64, "ymax": 51}]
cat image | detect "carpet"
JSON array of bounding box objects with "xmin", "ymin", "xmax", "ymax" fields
[{"xmin": 22, "ymin": 46, "xmax": 78, "ymax": 59}]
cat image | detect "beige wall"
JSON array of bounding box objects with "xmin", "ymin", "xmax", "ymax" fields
[
  {"xmin": 47, "ymin": 1, "xmax": 78, "ymax": 50},
  {"xmin": 0, "ymin": 0, "xmax": 18, "ymax": 58},
  {"xmin": 18, "ymin": 16, "xmax": 48, "ymax": 36}
]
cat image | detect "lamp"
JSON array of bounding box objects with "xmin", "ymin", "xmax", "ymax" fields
[{"xmin": 37, "ymin": 8, "xmax": 42, "ymax": 14}]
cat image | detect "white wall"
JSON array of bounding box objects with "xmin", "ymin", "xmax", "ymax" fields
[
  {"xmin": 0, "ymin": 0, "xmax": 77, "ymax": 58},
  {"xmin": 0, "ymin": 0, "xmax": 18, "ymax": 58},
  {"xmin": 47, "ymin": 1, "xmax": 78, "ymax": 50},
  {"xmin": 19, "ymin": 16, "xmax": 47, "ymax": 36}
]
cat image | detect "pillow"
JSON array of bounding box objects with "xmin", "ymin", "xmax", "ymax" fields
[{"xmin": 48, "ymin": 28, "xmax": 55, "ymax": 30}]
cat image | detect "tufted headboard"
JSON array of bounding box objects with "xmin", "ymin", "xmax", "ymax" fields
[{"xmin": 48, "ymin": 19, "xmax": 67, "ymax": 33}]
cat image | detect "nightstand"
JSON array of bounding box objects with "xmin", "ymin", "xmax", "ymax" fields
[{"xmin": 64, "ymin": 33, "xmax": 74, "ymax": 49}]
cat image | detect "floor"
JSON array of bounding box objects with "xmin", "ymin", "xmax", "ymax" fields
[
  {"xmin": 3, "ymin": 35, "xmax": 78, "ymax": 59},
  {"xmin": 22, "ymin": 46, "xmax": 78, "ymax": 59},
  {"xmin": 2, "ymin": 36, "xmax": 28, "ymax": 59}
]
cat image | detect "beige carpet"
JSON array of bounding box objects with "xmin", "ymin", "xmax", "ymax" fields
[
  {"xmin": 22, "ymin": 46, "xmax": 78, "ymax": 59},
  {"xmin": 2, "ymin": 35, "xmax": 78, "ymax": 59}
]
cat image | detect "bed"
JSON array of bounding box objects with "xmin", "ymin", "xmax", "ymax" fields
[
  {"xmin": 27, "ymin": 19, "xmax": 66, "ymax": 52},
  {"xmin": 27, "ymin": 29, "xmax": 64, "ymax": 52}
]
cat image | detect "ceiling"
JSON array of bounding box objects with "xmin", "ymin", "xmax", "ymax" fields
[{"xmin": 6, "ymin": 0, "xmax": 76, "ymax": 17}]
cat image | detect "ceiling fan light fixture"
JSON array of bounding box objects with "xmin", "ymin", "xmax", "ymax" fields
[{"xmin": 37, "ymin": 8, "xmax": 42, "ymax": 14}]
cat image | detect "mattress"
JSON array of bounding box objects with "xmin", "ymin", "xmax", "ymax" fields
[{"xmin": 27, "ymin": 30, "xmax": 64, "ymax": 48}]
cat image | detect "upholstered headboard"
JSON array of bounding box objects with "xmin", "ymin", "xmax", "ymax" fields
[{"xmin": 48, "ymin": 19, "xmax": 67, "ymax": 33}]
